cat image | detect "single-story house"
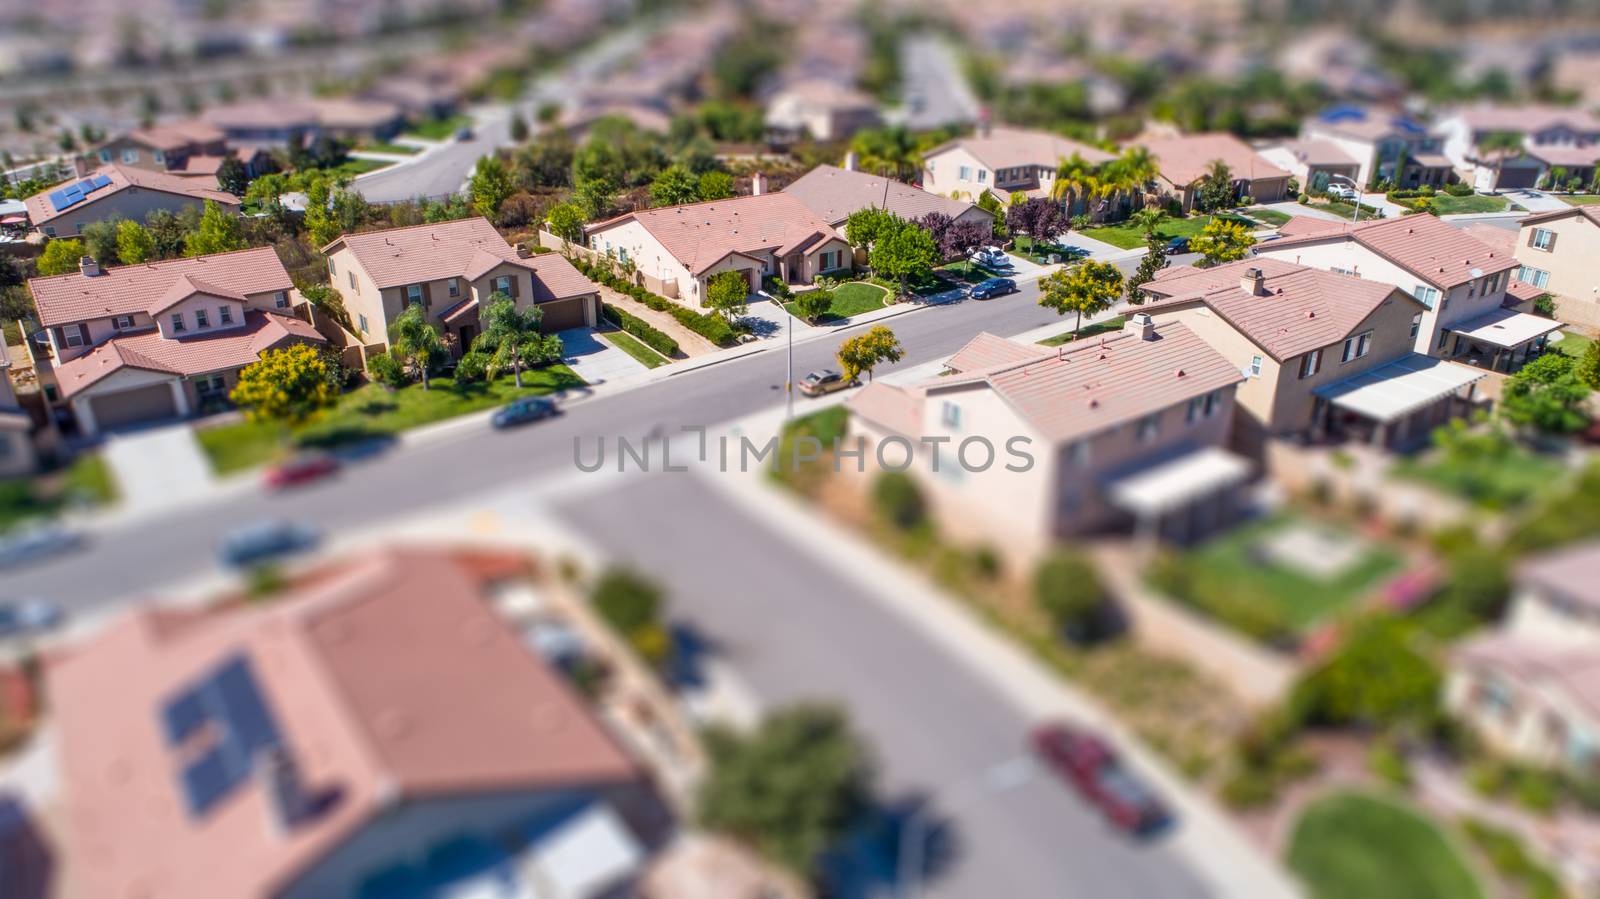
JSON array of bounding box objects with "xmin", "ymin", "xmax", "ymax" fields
[
  {"xmin": 764, "ymin": 78, "xmax": 882, "ymax": 143},
  {"xmin": 1256, "ymin": 139, "xmax": 1362, "ymax": 194},
  {"xmin": 24, "ymin": 164, "xmax": 240, "ymax": 237},
  {"xmin": 781, "ymin": 164, "xmax": 994, "ymax": 244},
  {"xmin": 1137, "ymin": 133, "xmax": 1293, "ymax": 210}
]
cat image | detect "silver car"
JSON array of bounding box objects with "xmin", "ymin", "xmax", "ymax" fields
[{"xmin": 0, "ymin": 525, "xmax": 83, "ymax": 569}]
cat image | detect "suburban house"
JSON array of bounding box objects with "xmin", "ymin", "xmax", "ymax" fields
[
  {"xmin": 1257, "ymin": 139, "xmax": 1363, "ymax": 195},
  {"xmin": 1252, "ymin": 213, "xmax": 1561, "ymax": 371},
  {"xmin": 48, "ymin": 548, "xmax": 649, "ymax": 899},
  {"xmin": 846, "ymin": 318, "xmax": 1250, "ymax": 559},
  {"xmin": 1448, "ymin": 541, "xmax": 1600, "ymax": 775},
  {"xmin": 1299, "ymin": 105, "xmax": 1454, "ymax": 189},
  {"xmin": 201, "ymin": 98, "xmax": 406, "ymax": 148},
  {"xmin": 1140, "ymin": 259, "xmax": 1484, "ymax": 452},
  {"xmin": 1137, "ymin": 133, "xmax": 1293, "ymax": 210},
  {"xmin": 90, "ymin": 121, "xmax": 227, "ymax": 174},
  {"xmin": 919, "ymin": 126, "xmax": 1115, "ymax": 205},
  {"xmin": 1439, "ymin": 105, "xmax": 1600, "ymax": 191},
  {"xmin": 583, "ymin": 191, "xmax": 852, "ymax": 306},
  {"xmin": 24, "ymin": 164, "xmax": 240, "ymax": 237},
  {"xmin": 782, "ymin": 164, "xmax": 994, "ymax": 243},
  {"xmin": 764, "ymin": 79, "xmax": 882, "ymax": 142},
  {"xmin": 1511, "ymin": 206, "xmax": 1600, "ymax": 317},
  {"xmin": 27, "ymin": 248, "xmax": 323, "ymax": 435},
  {"xmin": 324, "ymin": 217, "xmax": 600, "ymax": 353}
]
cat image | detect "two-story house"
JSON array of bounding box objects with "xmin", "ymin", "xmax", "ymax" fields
[
  {"xmin": 919, "ymin": 126, "xmax": 1115, "ymax": 207},
  {"xmin": 323, "ymin": 217, "xmax": 601, "ymax": 354},
  {"xmin": 28, "ymin": 248, "xmax": 322, "ymax": 435},
  {"xmin": 1511, "ymin": 206, "xmax": 1600, "ymax": 322},
  {"xmin": 847, "ymin": 319, "xmax": 1250, "ymax": 561},
  {"xmin": 1252, "ymin": 213, "xmax": 1560, "ymax": 371},
  {"xmin": 1299, "ymin": 104, "xmax": 1454, "ymax": 189},
  {"xmin": 90, "ymin": 121, "xmax": 228, "ymax": 175},
  {"xmin": 582, "ymin": 190, "xmax": 851, "ymax": 307},
  {"xmin": 24, "ymin": 164, "xmax": 241, "ymax": 238},
  {"xmin": 1440, "ymin": 104, "xmax": 1600, "ymax": 191},
  {"xmin": 1141, "ymin": 259, "xmax": 1485, "ymax": 452},
  {"xmin": 781, "ymin": 164, "xmax": 994, "ymax": 248}
]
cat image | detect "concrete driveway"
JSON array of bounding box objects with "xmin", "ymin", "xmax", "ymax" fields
[
  {"xmin": 101, "ymin": 423, "xmax": 216, "ymax": 513},
  {"xmin": 1253, "ymin": 201, "xmax": 1350, "ymax": 223},
  {"xmin": 559, "ymin": 327, "xmax": 649, "ymax": 385},
  {"xmin": 1500, "ymin": 189, "xmax": 1567, "ymax": 213}
]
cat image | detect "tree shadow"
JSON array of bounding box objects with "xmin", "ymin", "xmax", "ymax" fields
[
  {"xmin": 664, "ymin": 621, "xmax": 728, "ymax": 692},
  {"xmin": 818, "ymin": 792, "xmax": 964, "ymax": 899},
  {"xmin": 738, "ymin": 315, "xmax": 783, "ymax": 338}
]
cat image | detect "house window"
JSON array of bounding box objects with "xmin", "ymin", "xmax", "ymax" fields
[
  {"xmin": 1341, "ymin": 330, "xmax": 1372, "ymax": 363},
  {"xmin": 941, "ymin": 401, "xmax": 961, "ymax": 429},
  {"xmin": 1437, "ymin": 329, "xmax": 1451, "ymax": 350},
  {"xmin": 1518, "ymin": 265, "xmax": 1551, "ymax": 289},
  {"xmin": 171, "ymin": 313, "xmax": 186, "ymax": 332},
  {"xmin": 1410, "ymin": 313, "xmax": 1422, "ymax": 339},
  {"xmin": 447, "ymin": 277, "xmax": 460, "ymax": 297},
  {"xmin": 42, "ymin": 226, "xmax": 55, "ymax": 237},
  {"xmin": 1186, "ymin": 395, "xmax": 1203, "ymax": 423},
  {"xmin": 1331, "ymin": 266, "xmax": 1359, "ymax": 277},
  {"xmin": 153, "ymin": 150, "xmax": 165, "ymax": 164},
  {"xmin": 358, "ymin": 313, "xmax": 369, "ymax": 335},
  {"xmin": 63, "ymin": 327, "xmax": 84, "ymax": 348},
  {"xmin": 958, "ymin": 165, "xmax": 972, "ymax": 181},
  {"xmin": 1067, "ymin": 439, "xmax": 1090, "ymax": 468},
  {"xmin": 218, "ymin": 306, "xmax": 232, "ymax": 325},
  {"xmin": 1468, "ymin": 279, "xmax": 1477, "ymax": 298},
  {"xmin": 98, "ymin": 149, "xmax": 111, "ymax": 163},
  {"xmin": 1413, "ymin": 284, "xmax": 1441, "ymax": 308},
  {"xmin": 1530, "ymin": 227, "xmax": 1556, "ymax": 251},
  {"xmin": 1299, "ymin": 349, "xmax": 1322, "ymax": 379},
  {"xmin": 328, "ymin": 258, "xmax": 336, "ymax": 276},
  {"xmin": 406, "ymin": 284, "xmax": 423, "ymax": 306},
  {"xmin": 348, "ymin": 271, "xmax": 357, "ymax": 290},
  {"xmin": 1136, "ymin": 412, "xmax": 1161, "ymax": 442},
  {"xmin": 121, "ymin": 148, "xmax": 139, "ymax": 163},
  {"xmin": 112, "ymin": 314, "xmax": 135, "ymax": 330},
  {"xmin": 274, "ymin": 290, "xmax": 289, "ymax": 309},
  {"xmin": 1202, "ymin": 389, "xmax": 1221, "ymax": 417},
  {"xmin": 1249, "ymin": 355, "xmax": 1263, "ymax": 377},
  {"xmin": 195, "ymin": 308, "xmax": 209, "ymax": 328},
  {"xmin": 494, "ymin": 275, "xmax": 512, "ymax": 295}
]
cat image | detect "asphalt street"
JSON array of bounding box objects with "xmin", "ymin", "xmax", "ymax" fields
[
  {"xmin": 559, "ymin": 473, "xmax": 1211, "ymax": 899},
  {"xmin": 899, "ymin": 37, "xmax": 982, "ymax": 130}
]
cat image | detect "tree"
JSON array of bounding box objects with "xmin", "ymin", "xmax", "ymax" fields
[
  {"xmin": 1005, "ymin": 197, "xmax": 1067, "ymax": 247},
  {"xmin": 705, "ymin": 270, "xmax": 750, "ymax": 322},
  {"xmin": 836, "ymin": 325, "xmax": 903, "ymax": 382},
  {"xmin": 545, "ymin": 202, "xmax": 586, "ymax": 244},
  {"xmin": 698, "ymin": 169, "xmax": 734, "ymax": 201},
  {"xmin": 509, "ymin": 111, "xmax": 530, "ymax": 143},
  {"xmin": 1125, "ymin": 234, "xmax": 1169, "ymax": 303},
  {"xmin": 1189, "ymin": 217, "xmax": 1256, "ymax": 267},
  {"xmin": 843, "ymin": 206, "xmax": 900, "ymax": 249},
  {"xmin": 1128, "ymin": 207, "xmax": 1167, "ymax": 238},
  {"xmin": 1500, "ymin": 352, "xmax": 1591, "ymax": 434},
  {"xmin": 590, "ymin": 567, "xmax": 670, "ymax": 667},
  {"xmin": 246, "ymin": 172, "xmax": 289, "ymax": 217},
  {"xmin": 847, "ymin": 125, "xmax": 922, "ymax": 182},
  {"xmin": 299, "ymin": 282, "xmax": 352, "ymax": 331},
  {"xmin": 793, "ymin": 289, "xmax": 833, "ymax": 324},
  {"xmin": 1034, "ymin": 550, "xmax": 1108, "ymax": 642},
  {"xmin": 1196, "ymin": 159, "xmax": 1238, "ymax": 213},
  {"xmin": 229, "ymin": 343, "xmax": 338, "ymax": 425},
  {"xmin": 1039, "ymin": 260, "xmax": 1123, "ymax": 335},
  {"xmin": 871, "ymin": 471, "xmax": 926, "ymax": 530},
  {"xmin": 1289, "ymin": 616, "xmax": 1441, "ymax": 732},
  {"xmin": 1050, "ymin": 152, "xmax": 1099, "ymax": 211},
  {"xmin": 868, "ymin": 220, "xmax": 937, "ymax": 295},
  {"xmin": 649, "ymin": 163, "xmax": 701, "ymax": 207},
  {"xmin": 80, "ymin": 219, "xmax": 121, "ymax": 268},
  {"xmin": 1578, "ymin": 339, "xmax": 1600, "ymax": 391},
  {"xmin": 945, "ymin": 219, "xmax": 991, "ymax": 260},
  {"xmin": 184, "ymin": 200, "xmax": 246, "ymax": 257},
  {"xmin": 574, "ymin": 176, "xmax": 616, "ymax": 221},
  {"xmin": 216, "ymin": 155, "xmax": 248, "ymax": 196},
  {"xmin": 697, "ymin": 703, "xmax": 873, "ymax": 876},
  {"xmin": 36, "ymin": 238, "xmax": 86, "ymax": 276},
  {"xmin": 388, "ymin": 304, "xmax": 445, "ymax": 390},
  {"xmin": 116, "ymin": 219, "xmax": 156, "ymax": 264},
  {"xmin": 914, "ymin": 212, "xmax": 954, "ymax": 255},
  {"xmin": 300, "ymin": 175, "xmax": 343, "ymax": 248},
  {"xmin": 469, "ymin": 154, "xmax": 514, "ymax": 222},
  {"xmin": 474, "ymin": 294, "xmax": 560, "ymax": 387},
  {"xmin": 976, "ymin": 191, "xmax": 1008, "ymax": 239}
]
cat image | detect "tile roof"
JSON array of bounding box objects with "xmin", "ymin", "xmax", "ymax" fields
[
  {"xmin": 328, "ymin": 217, "xmax": 593, "ymax": 300},
  {"xmin": 147, "ymin": 273, "xmax": 250, "ymax": 315},
  {"xmin": 28, "ymin": 246, "xmax": 291, "ymax": 327},
  {"xmin": 850, "ymin": 323, "xmax": 1243, "ymax": 444},
  {"xmin": 1526, "ymin": 143, "xmax": 1600, "ymax": 167},
  {"xmin": 1258, "ymin": 212, "xmax": 1519, "ymax": 288},
  {"xmin": 1271, "ymin": 138, "xmax": 1361, "ymax": 167},
  {"xmin": 1521, "ymin": 541, "xmax": 1600, "ymax": 614},
  {"xmin": 925, "ymin": 126, "xmax": 1116, "ymax": 170},
  {"xmin": 1307, "ymin": 106, "xmax": 1437, "ymax": 143},
  {"xmin": 783, "ymin": 165, "xmax": 990, "ymax": 226},
  {"xmin": 1138, "ymin": 133, "xmax": 1293, "ymax": 188},
  {"xmin": 49, "ymin": 549, "xmax": 638, "ymax": 899},
  {"xmin": 586, "ymin": 193, "xmax": 841, "ymax": 275},
  {"xmin": 945, "ymin": 330, "xmax": 1049, "ymax": 371},
  {"xmin": 1455, "ymin": 632, "xmax": 1600, "ymax": 725},
  {"xmin": 24, "ymin": 163, "xmax": 239, "ymax": 225},
  {"xmin": 1142, "ymin": 258, "xmax": 1414, "ymax": 361},
  {"xmin": 124, "ymin": 120, "xmax": 226, "ymax": 152},
  {"xmin": 53, "ymin": 310, "xmax": 323, "ymax": 398},
  {"xmin": 1455, "ymin": 103, "xmax": 1600, "ymax": 135}
]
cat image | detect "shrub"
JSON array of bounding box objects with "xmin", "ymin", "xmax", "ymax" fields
[
  {"xmin": 1033, "ymin": 549, "xmax": 1108, "ymax": 642},
  {"xmin": 366, "ymin": 351, "xmax": 407, "ymax": 388},
  {"xmin": 1220, "ymin": 767, "xmax": 1279, "ymax": 809},
  {"xmin": 1445, "ymin": 182, "xmax": 1474, "ymax": 196},
  {"xmin": 590, "ymin": 567, "xmax": 670, "ymax": 667},
  {"xmin": 793, "ymin": 289, "xmax": 833, "ymax": 323},
  {"xmin": 1515, "ymin": 769, "xmax": 1559, "ymax": 814},
  {"xmin": 970, "ymin": 545, "xmax": 1002, "ymax": 580},
  {"xmin": 572, "ymin": 256, "xmax": 736, "ymax": 346},
  {"xmin": 602, "ymin": 303, "xmax": 680, "ymax": 357},
  {"xmin": 1297, "ymin": 193, "xmax": 1310, "ymax": 204},
  {"xmin": 455, "ymin": 349, "xmax": 490, "ymax": 383},
  {"xmin": 763, "ymin": 274, "xmax": 793, "ymax": 300},
  {"xmin": 871, "ymin": 471, "xmax": 926, "ymax": 531},
  {"xmin": 1368, "ymin": 739, "xmax": 1412, "ymax": 787}
]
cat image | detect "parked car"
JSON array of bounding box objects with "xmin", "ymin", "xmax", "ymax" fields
[
  {"xmin": 968, "ymin": 277, "xmax": 1018, "ymax": 300},
  {"xmin": 1326, "ymin": 183, "xmax": 1359, "ymax": 201},
  {"xmin": 1030, "ymin": 723, "xmax": 1170, "ymax": 836},
  {"xmin": 454, "ymin": 125, "xmax": 475, "ymax": 141},
  {"xmin": 491, "ymin": 396, "xmax": 559, "ymax": 429},
  {"xmin": 0, "ymin": 598, "xmax": 64, "ymax": 639},
  {"xmin": 218, "ymin": 520, "xmax": 321, "ymax": 568},
  {"xmin": 1164, "ymin": 236, "xmax": 1191, "ymax": 254},
  {"xmin": 0, "ymin": 525, "xmax": 83, "ymax": 569},
  {"xmin": 971, "ymin": 247, "xmax": 1009, "ymax": 268},
  {"xmin": 262, "ymin": 451, "xmax": 340, "ymax": 490},
  {"xmin": 798, "ymin": 369, "xmax": 855, "ymax": 396}
]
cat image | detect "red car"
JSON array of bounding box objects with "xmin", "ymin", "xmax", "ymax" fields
[
  {"xmin": 262, "ymin": 452, "xmax": 340, "ymax": 489},
  {"xmin": 1030, "ymin": 723, "xmax": 1170, "ymax": 835}
]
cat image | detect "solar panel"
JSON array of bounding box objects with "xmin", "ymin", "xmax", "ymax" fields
[
  {"xmin": 74, "ymin": 179, "xmax": 95, "ymax": 191},
  {"xmin": 90, "ymin": 174, "xmax": 112, "ymax": 190},
  {"xmin": 161, "ymin": 691, "xmax": 206, "ymax": 745},
  {"xmin": 160, "ymin": 653, "xmax": 286, "ymax": 818},
  {"xmin": 48, "ymin": 190, "xmax": 82, "ymax": 213},
  {"xmin": 212, "ymin": 656, "xmax": 281, "ymax": 755},
  {"xmin": 180, "ymin": 748, "xmax": 234, "ymax": 816}
]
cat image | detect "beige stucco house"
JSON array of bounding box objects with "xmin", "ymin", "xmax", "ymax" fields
[
  {"xmin": 782, "ymin": 164, "xmax": 994, "ymax": 242},
  {"xmin": 324, "ymin": 217, "xmax": 600, "ymax": 354},
  {"xmin": 1299, "ymin": 106, "xmax": 1453, "ymax": 190},
  {"xmin": 583, "ymin": 191, "xmax": 851, "ymax": 307},
  {"xmin": 90, "ymin": 121, "xmax": 228, "ymax": 175},
  {"xmin": 1141, "ymin": 258, "xmax": 1484, "ymax": 452},
  {"xmin": 1138, "ymin": 133, "xmax": 1293, "ymax": 211},
  {"xmin": 846, "ymin": 319, "xmax": 1249, "ymax": 561},
  {"xmin": 1512, "ymin": 206, "xmax": 1600, "ymax": 316},
  {"xmin": 24, "ymin": 164, "xmax": 239, "ymax": 238},
  {"xmin": 919, "ymin": 126, "xmax": 1114, "ymax": 205}
]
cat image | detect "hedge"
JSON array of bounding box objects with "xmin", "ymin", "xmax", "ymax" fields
[
  {"xmin": 602, "ymin": 303, "xmax": 680, "ymax": 357},
  {"xmin": 572, "ymin": 257, "xmax": 738, "ymax": 347}
]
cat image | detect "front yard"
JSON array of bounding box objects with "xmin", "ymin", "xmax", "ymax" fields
[
  {"xmin": 403, "ymin": 114, "xmax": 472, "ymax": 141},
  {"xmin": 323, "ymin": 158, "xmax": 393, "ymax": 178},
  {"xmin": 600, "ymin": 331, "xmax": 668, "ymax": 369},
  {"xmin": 1288, "ymin": 792, "xmax": 1485, "ymax": 899},
  {"xmin": 1561, "ymin": 195, "xmax": 1600, "ymax": 206},
  {"xmin": 197, "ymin": 366, "xmax": 584, "ymax": 474},
  {"xmin": 783, "ymin": 282, "xmax": 888, "ymax": 323},
  {"xmin": 1081, "ymin": 214, "xmax": 1215, "ymax": 250},
  {"xmin": 0, "ymin": 453, "xmax": 117, "ymax": 531},
  {"xmin": 1428, "ymin": 194, "xmax": 1510, "ymax": 215}
]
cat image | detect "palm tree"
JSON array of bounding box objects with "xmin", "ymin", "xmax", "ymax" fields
[
  {"xmin": 1050, "ymin": 152, "xmax": 1096, "ymax": 211},
  {"xmin": 389, "ymin": 304, "xmax": 445, "ymax": 390},
  {"xmin": 1116, "ymin": 145, "xmax": 1158, "ymax": 209},
  {"xmin": 475, "ymin": 293, "xmax": 558, "ymax": 388},
  {"xmin": 849, "ymin": 126, "xmax": 923, "ymax": 183},
  {"xmin": 1128, "ymin": 207, "xmax": 1167, "ymax": 239}
]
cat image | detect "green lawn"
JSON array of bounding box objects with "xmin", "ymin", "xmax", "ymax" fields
[
  {"xmin": 1288, "ymin": 792, "xmax": 1485, "ymax": 899},
  {"xmin": 1037, "ymin": 316, "xmax": 1126, "ymax": 346},
  {"xmin": 1314, "ymin": 199, "xmax": 1385, "ymax": 220},
  {"xmin": 1562, "ymin": 195, "xmax": 1600, "ymax": 206},
  {"xmin": 0, "ymin": 453, "xmax": 117, "ymax": 532},
  {"xmin": 1147, "ymin": 515, "xmax": 1405, "ymax": 644},
  {"xmin": 1552, "ymin": 329, "xmax": 1594, "ymax": 361},
  {"xmin": 1082, "ymin": 214, "xmax": 1214, "ymax": 250},
  {"xmin": 600, "ymin": 330, "xmax": 667, "ymax": 369},
  {"xmin": 404, "ymin": 114, "xmax": 472, "ymax": 141},
  {"xmin": 323, "ymin": 158, "xmax": 393, "ymax": 178},
  {"xmin": 784, "ymin": 282, "xmax": 888, "ymax": 323},
  {"xmin": 357, "ymin": 141, "xmax": 421, "ymax": 155},
  {"xmin": 197, "ymin": 366, "xmax": 584, "ymax": 474},
  {"xmin": 1392, "ymin": 442, "xmax": 1567, "ymax": 511},
  {"xmin": 1245, "ymin": 208, "xmax": 1293, "ymax": 227},
  {"xmin": 1428, "ymin": 194, "xmax": 1510, "ymax": 215}
]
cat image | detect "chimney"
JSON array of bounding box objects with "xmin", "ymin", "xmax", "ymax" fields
[
  {"xmin": 977, "ymin": 105, "xmax": 992, "ymax": 138},
  {"xmin": 843, "ymin": 151, "xmax": 860, "ymax": 172},
  {"xmin": 751, "ymin": 172, "xmax": 767, "ymax": 196},
  {"xmin": 79, "ymin": 256, "xmax": 100, "ymax": 277},
  {"xmin": 1124, "ymin": 312, "xmax": 1156, "ymax": 340},
  {"xmin": 255, "ymin": 747, "xmax": 310, "ymax": 835},
  {"xmin": 1240, "ymin": 266, "xmax": 1266, "ymax": 296}
]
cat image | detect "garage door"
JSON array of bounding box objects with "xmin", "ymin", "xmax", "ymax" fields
[
  {"xmin": 1497, "ymin": 165, "xmax": 1540, "ymax": 190},
  {"xmin": 89, "ymin": 383, "xmax": 179, "ymax": 431},
  {"xmin": 538, "ymin": 296, "xmax": 590, "ymax": 332}
]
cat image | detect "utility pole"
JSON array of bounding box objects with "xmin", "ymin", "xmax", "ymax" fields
[{"xmin": 786, "ymin": 305, "xmax": 794, "ymax": 420}]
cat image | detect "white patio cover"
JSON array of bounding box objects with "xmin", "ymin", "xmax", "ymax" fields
[
  {"xmin": 1315, "ymin": 354, "xmax": 1485, "ymax": 423},
  {"xmin": 1107, "ymin": 446, "xmax": 1253, "ymax": 516},
  {"xmin": 519, "ymin": 802, "xmax": 643, "ymax": 899},
  {"xmin": 1451, "ymin": 308, "xmax": 1564, "ymax": 349}
]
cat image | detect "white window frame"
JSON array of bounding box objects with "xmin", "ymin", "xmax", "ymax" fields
[
  {"xmin": 1299, "ymin": 348, "xmax": 1322, "ymax": 379},
  {"xmin": 406, "ymin": 284, "xmax": 423, "ymax": 306},
  {"xmin": 1413, "ymin": 284, "xmax": 1441, "ymax": 308},
  {"xmin": 1518, "ymin": 265, "xmax": 1550, "ymax": 289},
  {"xmin": 274, "ymin": 290, "xmax": 289, "ymax": 309},
  {"xmin": 63, "ymin": 327, "xmax": 84, "ymax": 348},
  {"xmin": 1531, "ymin": 227, "xmax": 1555, "ymax": 251},
  {"xmin": 112, "ymin": 314, "xmax": 135, "ymax": 330},
  {"xmin": 121, "ymin": 148, "xmax": 139, "ymax": 163},
  {"xmin": 194, "ymin": 308, "xmax": 209, "ymax": 328},
  {"xmin": 1249, "ymin": 355, "xmax": 1263, "ymax": 377},
  {"xmin": 447, "ymin": 277, "xmax": 460, "ymax": 298},
  {"xmin": 358, "ymin": 313, "xmax": 369, "ymax": 335},
  {"xmin": 494, "ymin": 275, "xmax": 512, "ymax": 295},
  {"xmin": 1409, "ymin": 313, "xmax": 1422, "ymax": 339},
  {"xmin": 977, "ymin": 169, "xmax": 988, "ymax": 183},
  {"xmin": 958, "ymin": 165, "xmax": 972, "ymax": 181},
  {"xmin": 218, "ymin": 305, "xmax": 233, "ymax": 325},
  {"xmin": 1342, "ymin": 330, "xmax": 1372, "ymax": 363},
  {"xmin": 347, "ymin": 271, "xmax": 357, "ymax": 290},
  {"xmin": 1136, "ymin": 412, "xmax": 1161, "ymax": 443},
  {"xmin": 171, "ymin": 312, "xmax": 186, "ymax": 333},
  {"xmin": 941, "ymin": 401, "xmax": 961, "ymax": 429}
]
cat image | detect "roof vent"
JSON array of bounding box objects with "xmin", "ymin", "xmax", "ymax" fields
[
  {"xmin": 1174, "ymin": 368, "xmax": 1185, "ymax": 378},
  {"xmin": 1087, "ymin": 397, "xmax": 1099, "ymax": 409}
]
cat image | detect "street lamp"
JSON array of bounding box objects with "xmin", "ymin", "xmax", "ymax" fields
[
  {"xmin": 897, "ymin": 756, "xmax": 1035, "ymax": 899},
  {"xmin": 1329, "ymin": 174, "xmax": 1362, "ymax": 223}
]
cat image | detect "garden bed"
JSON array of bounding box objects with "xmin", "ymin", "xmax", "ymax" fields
[
  {"xmin": 1037, "ymin": 316, "xmax": 1126, "ymax": 346},
  {"xmin": 1391, "ymin": 442, "xmax": 1567, "ymax": 511},
  {"xmin": 600, "ymin": 330, "xmax": 668, "ymax": 369}
]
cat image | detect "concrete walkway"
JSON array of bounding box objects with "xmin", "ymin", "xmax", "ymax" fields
[
  {"xmin": 559, "ymin": 327, "xmax": 649, "ymax": 385},
  {"xmin": 101, "ymin": 424, "xmax": 215, "ymax": 514},
  {"xmin": 1499, "ymin": 188, "xmax": 1567, "ymax": 213}
]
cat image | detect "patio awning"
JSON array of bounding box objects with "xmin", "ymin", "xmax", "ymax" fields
[
  {"xmin": 1314, "ymin": 354, "xmax": 1485, "ymax": 423},
  {"xmin": 1106, "ymin": 446, "xmax": 1253, "ymax": 517},
  {"xmin": 1451, "ymin": 308, "xmax": 1563, "ymax": 349},
  {"xmin": 521, "ymin": 802, "xmax": 643, "ymax": 898}
]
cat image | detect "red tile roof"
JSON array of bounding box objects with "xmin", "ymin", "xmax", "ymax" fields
[
  {"xmin": 1143, "ymin": 258, "xmax": 1415, "ymax": 361},
  {"xmin": 52, "ymin": 310, "xmax": 323, "ymax": 398},
  {"xmin": 49, "ymin": 549, "xmax": 637, "ymax": 899},
  {"xmin": 1137, "ymin": 133, "xmax": 1293, "ymax": 188},
  {"xmin": 24, "ymin": 163, "xmax": 238, "ymax": 226},
  {"xmin": 925, "ymin": 126, "xmax": 1116, "ymax": 170},
  {"xmin": 1521, "ymin": 541, "xmax": 1600, "ymax": 613},
  {"xmin": 327, "ymin": 217, "xmax": 594, "ymax": 300},
  {"xmin": 783, "ymin": 165, "xmax": 991, "ymax": 226},
  {"xmin": 123, "ymin": 120, "xmax": 226, "ymax": 152},
  {"xmin": 28, "ymin": 246, "xmax": 291, "ymax": 328},
  {"xmin": 147, "ymin": 273, "xmax": 250, "ymax": 315},
  {"xmin": 1259, "ymin": 212, "xmax": 1519, "ymax": 289},
  {"xmin": 586, "ymin": 193, "xmax": 842, "ymax": 275},
  {"xmin": 945, "ymin": 331, "xmax": 1049, "ymax": 372}
]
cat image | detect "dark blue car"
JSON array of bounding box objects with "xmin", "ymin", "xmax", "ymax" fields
[
  {"xmin": 492, "ymin": 396, "xmax": 559, "ymax": 429},
  {"xmin": 968, "ymin": 277, "xmax": 1018, "ymax": 300},
  {"xmin": 218, "ymin": 521, "xmax": 320, "ymax": 568},
  {"xmin": 1165, "ymin": 236, "xmax": 1190, "ymax": 254}
]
